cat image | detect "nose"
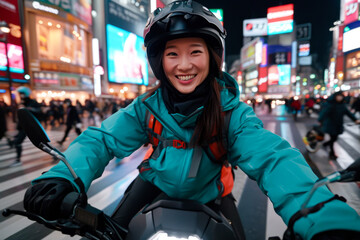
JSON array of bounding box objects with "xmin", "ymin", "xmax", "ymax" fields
[{"xmin": 177, "ymin": 55, "xmax": 192, "ymax": 71}]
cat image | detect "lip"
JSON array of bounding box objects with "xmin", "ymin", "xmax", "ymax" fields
[{"xmin": 176, "ymin": 74, "xmax": 197, "ymax": 85}]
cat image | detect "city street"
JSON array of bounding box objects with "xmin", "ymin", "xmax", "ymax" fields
[{"xmin": 0, "ymin": 104, "xmax": 359, "ymax": 240}]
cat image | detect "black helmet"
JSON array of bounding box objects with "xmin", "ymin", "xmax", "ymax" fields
[{"xmin": 143, "ymin": 0, "xmax": 226, "ymax": 80}]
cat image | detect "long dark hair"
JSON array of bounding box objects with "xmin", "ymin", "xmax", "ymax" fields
[{"xmin": 143, "ymin": 45, "xmax": 225, "ymax": 147}]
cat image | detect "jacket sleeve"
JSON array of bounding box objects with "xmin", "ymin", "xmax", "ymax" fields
[
  {"xmin": 344, "ymin": 107, "xmax": 357, "ymax": 122},
  {"xmin": 34, "ymin": 97, "xmax": 148, "ymax": 191},
  {"xmin": 227, "ymin": 103, "xmax": 360, "ymax": 240}
]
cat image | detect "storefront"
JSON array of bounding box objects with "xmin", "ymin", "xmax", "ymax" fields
[
  {"xmin": 240, "ymin": 37, "xmax": 265, "ymax": 99},
  {"xmin": 0, "ymin": 0, "xmax": 27, "ymax": 105},
  {"xmin": 23, "ymin": 0, "xmax": 93, "ymax": 104}
]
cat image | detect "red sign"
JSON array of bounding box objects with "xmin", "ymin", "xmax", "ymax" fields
[
  {"xmin": 267, "ymin": 4, "xmax": 294, "ymax": 24},
  {"xmin": 344, "ymin": 0, "xmax": 359, "ymax": 25},
  {"xmin": 258, "ymin": 67, "xmax": 268, "ymax": 93},
  {"xmin": 268, "ymin": 65, "xmax": 279, "ymax": 85}
]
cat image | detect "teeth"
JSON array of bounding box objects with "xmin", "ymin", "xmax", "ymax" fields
[{"xmin": 177, "ymin": 75, "xmax": 195, "ymax": 81}]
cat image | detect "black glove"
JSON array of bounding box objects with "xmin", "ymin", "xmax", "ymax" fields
[
  {"xmin": 24, "ymin": 178, "xmax": 75, "ymax": 220},
  {"xmin": 312, "ymin": 230, "xmax": 360, "ymax": 240}
]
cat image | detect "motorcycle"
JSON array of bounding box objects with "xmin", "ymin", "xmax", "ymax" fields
[{"xmin": 2, "ymin": 108, "xmax": 360, "ymax": 240}]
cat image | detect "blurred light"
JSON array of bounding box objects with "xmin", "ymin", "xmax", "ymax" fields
[
  {"xmin": 32, "ymin": 1, "xmax": 59, "ymax": 14},
  {"xmin": 341, "ymin": 84, "xmax": 351, "ymax": 91},
  {"xmin": 310, "ymin": 74, "xmax": 315, "ymax": 79},
  {"xmin": 294, "ymin": 96, "xmax": 299, "ymax": 100},
  {"xmin": 91, "ymin": 10, "xmax": 97, "ymax": 17},
  {"xmin": 296, "ymin": 76, "xmax": 301, "ymax": 80},
  {"xmin": 109, "ymin": 88, "xmax": 114, "ymax": 93},
  {"xmin": 149, "ymin": 231, "xmax": 200, "ymax": 240},
  {"xmin": 0, "ymin": 22, "xmax": 10, "ymax": 33},
  {"xmin": 56, "ymin": 24, "xmax": 61, "ymax": 28},
  {"xmin": 24, "ymin": 74, "xmax": 30, "ymax": 80},
  {"xmin": 94, "ymin": 74, "xmax": 101, "ymax": 96},
  {"xmin": 47, "ymin": 22, "xmax": 52, "ymax": 26},
  {"xmin": 120, "ymin": 89, "xmax": 124, "ymax": 94},
  {"xmin": 123, "ymin": 87, "xmax": 129, "ymax": 91},
  {"xmin": 39, "ymin": 20, "xmax": 43, "ymax": 24},
  {"xmin": 92, "ymin": 38, "xmax": 100, "ymax": 65},
  {"xmin": 333, "ymin": 20, "xmax": 342, "ymax": 26},
  {"xmin": 60, "ymin": 56, "xmax": 71, "ymax": 63}
]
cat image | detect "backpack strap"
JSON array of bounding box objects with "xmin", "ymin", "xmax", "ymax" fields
[{"xmin": 144, "ymin": 109, "xmax": 234, "ymax": 187}]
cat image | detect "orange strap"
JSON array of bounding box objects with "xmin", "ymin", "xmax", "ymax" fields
[{"xmin": 220, "ymin": 164, "xmax": 234, "ymax": 197}]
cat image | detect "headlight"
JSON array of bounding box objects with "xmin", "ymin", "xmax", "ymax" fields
[{"xmin": 149, "ymin": 231, "xmax": 201, "ymax": 240}]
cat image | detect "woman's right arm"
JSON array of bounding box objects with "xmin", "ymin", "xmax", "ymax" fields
[{"xmin": 33, "ymin": 97, "xmax": 149, "ymax": 191}]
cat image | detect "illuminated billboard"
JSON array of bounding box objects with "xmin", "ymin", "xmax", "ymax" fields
[
  {"xmin": 267, "ymin": 4, "xmax": 294, "ymax": 35},
  {"xmin": 0, "ymin": 43, "xmax": 24, "ymax": 74},
  {"xmin": 268, "ymin": 65, "xmax": 291, "ymax": 85},
  {"xmin": 106, "ymin": 24, "xmax": 148, "ymax": 85},
  {"xmin": 343, "ymin": 21, "xmax": 360, "ymax": 53},
  {"xmin": 243, "ymin": 18, "xmax": 268, "ymax": 37}
]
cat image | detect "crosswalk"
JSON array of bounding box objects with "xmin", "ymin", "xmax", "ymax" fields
[{"xmin": 0, "ymin": 112, "xmax": 359, "ymax": 240}]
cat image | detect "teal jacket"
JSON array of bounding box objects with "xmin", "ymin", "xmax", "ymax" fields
[{"xmin": 35, "ymin": 72, "xmax": 360, "ymax": 239}]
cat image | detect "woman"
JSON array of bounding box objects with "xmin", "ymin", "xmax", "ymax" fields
[
  {"xmin": 23, "ymin": 1, "xmax": 360, "ymax": 239},
  {"xmin": 319, "ymin": 91, "xmax": 360, "ymax": 159}
]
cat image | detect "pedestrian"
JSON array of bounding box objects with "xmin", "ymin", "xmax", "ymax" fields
[
  {"xmin": 57, "ymin": 99, "xmax": 82, "ymax": 145},
  {"xmin": 85, "ymin": 99, "xmax": 95, "ymax": 125},
  {"xmin": 305, "ymin": 97, "xmax": 315, "ymax": 117},
  {"xmin": 23, "ymin": 1, "xmax": 360, "ymax": 239},
  {"xmin": 290, "ymin": 97, "xmax": 301, "ymax": 121},
  {"xmin": 8, "ymin": 86, "xmax": 41, "ymax": 167},
  {"xmin": 319, "ymin": 91, "xmax": 360, "ymax": 160},
  {"xmin": 0, "ymin": 98, "xmax": 7, "ymax": 141}
]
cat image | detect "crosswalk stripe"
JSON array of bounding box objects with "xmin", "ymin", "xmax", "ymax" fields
[
  {"xmin": 0, "ymin": 215, "xmax": 34, "ymax": 240},
  {"xmin": 281, "ymin": 122, "xmax": 295, "ymax": 147},
  {"xmin": 0, "ymin": 166, "xmax": 52, "ymax": 192},
  {"xmin": 339, "ymin": 131, "xmax": 360, "ymax": 155}
]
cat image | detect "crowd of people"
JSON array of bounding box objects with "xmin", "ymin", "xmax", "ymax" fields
[{"xmin": 0, "ymin": 87, "xmax": 134, "ymax": 166}]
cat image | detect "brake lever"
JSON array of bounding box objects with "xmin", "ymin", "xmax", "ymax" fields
[{"xmin": 2, "ymin": 208, "xmax": 82, "ymax": 236}]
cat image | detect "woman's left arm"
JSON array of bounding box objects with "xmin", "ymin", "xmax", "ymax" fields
[{"xmin": 227, "ymin": 103, "xmax": 360, "ymax": 240}]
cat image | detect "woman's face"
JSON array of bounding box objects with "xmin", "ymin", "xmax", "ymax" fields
[{"xmin": 162, "ymin": 37, "xmax": 210, "ymax": 94}]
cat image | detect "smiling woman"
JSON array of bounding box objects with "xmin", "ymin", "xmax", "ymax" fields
[{"xmin": 162, "ymin": 37, "xmax": 210, "ymax": 94}]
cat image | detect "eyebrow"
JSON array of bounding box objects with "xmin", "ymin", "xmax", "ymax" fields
[{"xmin": 165, "ymin": 43, "xmax": 205, "ymax": 50}]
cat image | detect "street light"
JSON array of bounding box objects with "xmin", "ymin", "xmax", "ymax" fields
[{"xmin": 0, "ymin": 21, "xmax": 14, "ymax": 121}]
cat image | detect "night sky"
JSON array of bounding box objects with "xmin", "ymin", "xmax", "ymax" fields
[{"xmin": 195, "ymin": 0, "xmax": 340, "ymax": 70}]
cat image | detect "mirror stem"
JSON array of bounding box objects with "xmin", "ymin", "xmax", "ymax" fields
[{"xmin": 39, "ymin": 142, "xmax": 86, "ymax": 194}]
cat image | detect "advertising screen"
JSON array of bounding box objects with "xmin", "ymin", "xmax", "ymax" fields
[
  {"xmin": 343, "ymin": 21, "xmax": 360, "ymax": 53},
  {"xmin": 0, "ymin": 43, "xmax": 24, "ymax": 74},
  {"xmin": 268, "ymin": 64, "xmax": 291, "ymax": 85},
  {"xmin": 107, "ymin": 24, "xmax": 148, "ymax": 85}
]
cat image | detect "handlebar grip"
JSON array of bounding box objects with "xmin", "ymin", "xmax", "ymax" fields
[{"xmin": 61, "ymin": 192, "xmax": 80, "ymax": 218}]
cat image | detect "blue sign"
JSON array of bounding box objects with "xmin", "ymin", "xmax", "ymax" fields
[{"xmin": 268, "ymin": 20, "xmax": 293, "ymax": 35}]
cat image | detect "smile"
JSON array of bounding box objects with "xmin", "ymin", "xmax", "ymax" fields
[{"xmin": 176, "ymin": 75, "xmax": 196, "ymax": 81}]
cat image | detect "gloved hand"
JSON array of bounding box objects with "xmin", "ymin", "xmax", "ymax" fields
[
  {"xmin": 24, "ymin": 178, "xmax": 75, "ymax": 220},
  {"xmin": 312, "ymin": 230, "xmax": 360, "ymax": 240}
]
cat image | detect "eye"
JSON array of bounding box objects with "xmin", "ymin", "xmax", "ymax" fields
[
  {"xmin": 192, "ymin": 50, "xmax": 203, "ymax": 54},
  {"xmin": 165, "ymin": 51, "xmax": 177, "ymax": 56}
]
